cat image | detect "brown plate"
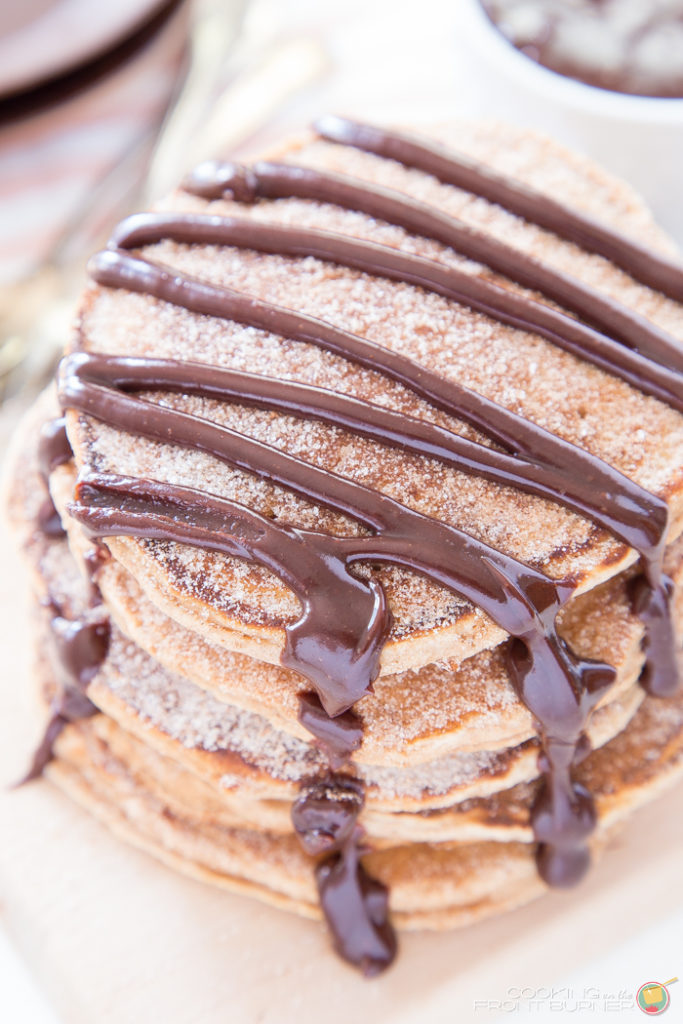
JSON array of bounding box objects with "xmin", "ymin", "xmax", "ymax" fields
[{"xmin": 0, "ymin": 0, "xmax": 175, "ymax": 101}]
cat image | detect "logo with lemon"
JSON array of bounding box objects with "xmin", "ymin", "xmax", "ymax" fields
[{"xmin": 637, "ymin": 978, "xmax": 678, "ymax": 1015}]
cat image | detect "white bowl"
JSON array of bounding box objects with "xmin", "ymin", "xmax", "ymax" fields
[{"xmin": 459, "ymin": 0, "xmax": 683, "ymax": 245}]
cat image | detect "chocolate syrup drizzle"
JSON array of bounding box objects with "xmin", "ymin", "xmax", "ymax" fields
[
  {"xmin": 110, "ymin": 214, "xmax": 682, "ymax": 414},
  {"xmin": 182, "ymin": 157, "xmax": 683, "ymax": 383},
  {"xmin": 313, "ymin": 116, "xmax": 683, "ymax": 304},
  {"xmin": 39, "ymin": 119, "xmax": 683, "ymax": 973}
]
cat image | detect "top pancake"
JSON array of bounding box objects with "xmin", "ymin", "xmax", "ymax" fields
[{"xmin": 65, "ymin": 121, "xmax": 683, "ymax": 675}]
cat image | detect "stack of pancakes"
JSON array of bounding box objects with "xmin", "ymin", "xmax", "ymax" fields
[{"xmin": 6, "ymin": 119, "xmax": 683, "ymax": 961}]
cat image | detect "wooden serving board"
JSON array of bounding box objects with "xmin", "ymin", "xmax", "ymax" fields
[{"xmin": 2, "ymin": 503, "xmax": 683, "ymax": 1024}]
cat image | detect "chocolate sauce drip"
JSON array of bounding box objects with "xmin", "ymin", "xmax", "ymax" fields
[
  {"xmin": 313, "ymin": 116, "xmax": 683, "ymax": 306},
  {"xmin": 182, "ymin": 160, "xmax": 683, "ymax": 380},
  {"xmin": 298, "ymin": 693, "xmax": 363, "ymax": 769},
  {"xmin": 36, "ymin": 416, "xmax": 73, "ymax": 538},
  {"xmin": 19, "ymin": 604, "xmax": 107, "ymax": 785},
  {"xmin": 36, "ymin": 497, "xmax": 66, "ymax": 538},
  {"xmin": 17, "ymin": 690, "xmax": 97, "ymax": 785},
  {"xmin": 83, "ymin": 541, "xmax": 110, "ymax": 606},
  {"xmin": 315, "ymin": 836, "xmax": 397, "ymax": 977},
  {"xmin": 18, "ymin": 710, "xmax": 70, "ymax": 785},
  {"xmin": 292, "ymin": 775, "xmax": 365, "ymax": 855},
  {"xmin": 37, "ymin": 416, "xmax": 72, "ymax": 477},
  {"xmin": 110, "ymin": 216, "xmax": 682, "ymax": 414},
  {"xmin": 292, "ymin": 778, "xmax": 397, "ymax": 974},
  {"xmin": 50, "ymin": 613, "xmax": 110, "ymax": 689},
  {"xmin": 59, "ymin": 360, "xmax": 584, "ymax": 631},
  {"xmin": 630, "ymin": 575, "xmax": 680, "ymax": 699},
  {"xmin": 51, "ymin": 123, "xmax": 683, "ymax": 968},
  {"xmin": 506, "ymin": 631, "xmax": 615, "ymax": 885}
]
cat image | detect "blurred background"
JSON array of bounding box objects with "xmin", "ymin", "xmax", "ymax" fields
[{"xmin": 0, "ymin": 0, "xmax": 474, "ymax": 418}]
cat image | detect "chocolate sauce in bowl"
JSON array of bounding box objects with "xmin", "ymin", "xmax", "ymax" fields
[
  {"xmin": 479, "ymin": 0, "xmax": 683, "ymax": 99},
  {"xmin": 34, "ymin": 118, "xmax": 683, "ymax": 972}
]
